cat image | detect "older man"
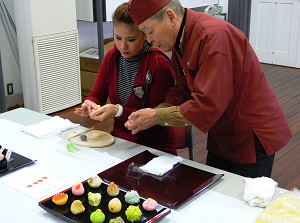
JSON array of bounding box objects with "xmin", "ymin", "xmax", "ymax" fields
[{"xmin": 125, "ymin": 0, "xmax": 292, "ymax": 178}]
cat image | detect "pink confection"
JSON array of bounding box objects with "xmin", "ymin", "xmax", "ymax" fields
[
  {"xmin": 71, "ymin": 182, "xmax": 85, "ymax": 196},
  {"xmin": 142, "ymin": 198, "xmax": 158, "ymax": 211},
  {"xmin": 88, "ymin": 175, "xmax": 102, "ymax": 188}
]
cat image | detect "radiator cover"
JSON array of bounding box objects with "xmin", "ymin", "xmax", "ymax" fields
[{"xmin": 32, "ymin": 31, "xmax": 81, "ymax": 114}]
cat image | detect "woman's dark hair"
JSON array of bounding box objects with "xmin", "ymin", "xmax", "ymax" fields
[{"xmin": 112, "ymin": 2, "xmax": 135, "ymax": 26}]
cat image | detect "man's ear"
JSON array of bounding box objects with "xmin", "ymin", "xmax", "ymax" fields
[{"xmin": 165, "ymin": 9, "xmax": 176, "ymax": 24}]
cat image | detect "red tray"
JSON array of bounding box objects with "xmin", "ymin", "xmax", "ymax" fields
[{"xmin": 100, "ymin": 150, "xmax": 224, "ymax": 209}]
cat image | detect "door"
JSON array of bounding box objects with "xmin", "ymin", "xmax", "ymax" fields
[{"xmin": 249, "ymin": 0, "xmax": 300, "ymax": 68}]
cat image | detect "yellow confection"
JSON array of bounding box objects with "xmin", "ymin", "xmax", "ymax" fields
[
  {"xmin": 108, "ymin": 197, "xmax": 122, "ymax": 213},
  {"xmin": 256, "ymin": 193, "xmax": 300, "ymax": 223},
  {"xmin": 70, "ymin": 200, "xmax": 85, "ymax": 214}
]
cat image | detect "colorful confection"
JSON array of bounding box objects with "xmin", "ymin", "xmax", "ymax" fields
[
  {"xmin": 124, "ymin": 190, "xmax": 140, "ymax": 204},
  {"xmin": 107, "ymin": 182, "xmax": 119, "ymax": 196},
  {"xmin": 108, "ymin": 197, "xmax": 122, "ymax": 213},
  {"xmin": 125, "ymin": 205, "xmax": 142, "ymax": 222},
  {"xmin": 142, "ymin": 198, "xmax": 158, "ymax": 211},
  {"xmin": 52, "ymin": 192, "xmax": 68, "ymax": 205},
  {"xmin": 71, "ymin": 182, "xmax": 85, "ymax": 196},
  {"xmin": 70, "ymin": 200, "xmax": 85, "ymax": 214},
  {"xmin": 88, "ymin": 192, "xmax": 102, "ymax": 206},
  {"xmin": 88, "ymin": 175, "xmax": 102, "ymax": 188},
  {"xmin": 67, "ymin": 143, "xmax": 78, "ymax": 153},
  {"xmin": 90, "ymin": 209, "xmax": 105, "ymax": 223},
  {"xmin": 109, "ymin": 216, "xmax": 125, "ymax": 223}
]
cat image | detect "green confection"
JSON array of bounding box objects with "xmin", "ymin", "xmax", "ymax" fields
[
  {"xmin": 125, "ymin": 205, "xmax": 142, "ymax": 222},
  {"xmin": 124, "ymin": 190, "xmax": 140, "ymax": 204},
  {"xmin": 88, "ymin": 192, "xmax": 101, "ymax": 206},
  {"xmin": 67, "ymin": 143, "xmax": 78, "ymax": 153},
  {"xmin": 90, "ymin": 209, "xmax": 105, "ymax": 223},
  {"xmin": 109, "ymin": 216, "xmax": 125, "ymax": 223}
]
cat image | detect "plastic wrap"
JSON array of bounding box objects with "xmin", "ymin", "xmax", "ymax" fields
[{"xmin": 256, "ymin": 188, "xmax": 300, "ymax": 223}]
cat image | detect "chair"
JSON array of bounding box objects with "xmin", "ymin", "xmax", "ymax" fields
[{"xmin": 172, "ymin": 125, "xmax": 194, "ymax": 160}]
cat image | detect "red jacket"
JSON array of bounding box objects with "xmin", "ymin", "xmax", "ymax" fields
[
  {"xmin": 166, "ymin": 9, "xmax": 292, "ymax": 163},
  {"xmin": 87, "ymin": 45, "xmax": 176, "ymax": 155}
]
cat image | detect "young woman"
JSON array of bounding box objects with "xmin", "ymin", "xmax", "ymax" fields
[{"xmin": 74, "ymin": 2, "xmax": 176, "ymax": 155}]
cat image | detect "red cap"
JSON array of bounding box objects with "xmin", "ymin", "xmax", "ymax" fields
[{"xmin": 128, "ymin": 0, "xmax": 171, "ymax": 25}]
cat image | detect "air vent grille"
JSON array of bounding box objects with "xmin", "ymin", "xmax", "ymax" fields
[{"xmin": 32, "ymin": 31, "xmax": 81, "ymax": 114}]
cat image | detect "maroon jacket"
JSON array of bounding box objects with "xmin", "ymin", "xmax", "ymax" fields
[
  {"xmin": 87, "ymin": 45, "xmax": 176, "ymax": 155},
  {"xmin": 166, "ymin": 9, "xmax": 292, "ymax": 163}
]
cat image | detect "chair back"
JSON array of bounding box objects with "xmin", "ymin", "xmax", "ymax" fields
[{"xmin": 172, "ymin": 125, "xmax": 194, "ymax": 160}]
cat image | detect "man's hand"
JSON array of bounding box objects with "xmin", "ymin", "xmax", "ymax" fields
[{"xmin": 125, "ymin": 108, "xmax": 158, "ymax": 135}]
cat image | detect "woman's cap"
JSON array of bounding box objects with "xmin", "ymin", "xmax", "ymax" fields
[{"xmin": 128, "ymin": 0, "xmax": 171, "ymax": 25}]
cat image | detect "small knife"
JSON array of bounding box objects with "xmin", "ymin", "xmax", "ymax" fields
[{"xmin": 68, "ymin": 127, "xmax": 94, "ymax": 140}]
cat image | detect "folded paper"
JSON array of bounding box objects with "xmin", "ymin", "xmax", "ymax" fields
[
  {"xmin": 22, "ymin": 116, "xmax": 79, "ymax": 138},
  {"xmin": 139, "ymin": 155, "xmax": 183, "ymax": 176}
]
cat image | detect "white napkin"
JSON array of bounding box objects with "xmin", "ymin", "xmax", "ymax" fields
[
  {"xmin": 22, "ymin": 116, "xmax": 79, "ymax": 138},
  {"xmin": 139, "ymin": 155, "xmax": 183, "ymax": 176},
  {"xmin": 243, "ymin": 176, "xmax": 278, "ymax": 208}
]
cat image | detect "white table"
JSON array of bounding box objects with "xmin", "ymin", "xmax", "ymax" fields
[{"xmin": 0, "ymin": 108, "xmax": 272, "ymax": 222}]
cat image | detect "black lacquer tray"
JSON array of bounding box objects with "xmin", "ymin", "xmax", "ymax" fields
[
  {"xmin": 100, "ymin": 150, "xmax": 224, "ymax": 209},
  {"xmin": 39, "ymin": 179, "xmax": 170, "ymax": 223},
  {"xmin": 0, "ymin": 148, "xmax": 36, "ymax": 177}
]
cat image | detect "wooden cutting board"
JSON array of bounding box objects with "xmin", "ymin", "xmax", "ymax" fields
[{"xmin": 68, "ymin": 130, "xmax": 115, "ymax": 148}]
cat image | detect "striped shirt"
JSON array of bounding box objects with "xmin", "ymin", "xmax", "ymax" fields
[{"xmin": 117, "ymin": 42, "xmax": 150, "ymax": 106}]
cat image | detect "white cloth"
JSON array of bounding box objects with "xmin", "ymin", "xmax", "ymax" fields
[
  {"xmin": 243, "ymin": 176, "xmax": 278, "ymax": 208},
  {"xmin": 139, "ymin": 155, "xmax": 184, "ymax": 176},
  {"xmin": 22, "ymin": 116, "xmax": 79, "ymax": 138}
]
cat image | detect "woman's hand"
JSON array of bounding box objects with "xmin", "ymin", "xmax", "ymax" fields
[
  {"xmin": 90, "ymin": 104, "xmax": 119, "ymax": 121},
  {"xmin": 74, "ymin": 100, "xmax": 98, "ymax": 117}
]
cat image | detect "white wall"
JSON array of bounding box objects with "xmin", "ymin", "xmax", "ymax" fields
[
  {"xmin": 77, "ymin": 21, "xmax": 113, "ymax": 52},
  {"xmin": 0, "ymin": 0, "xmax": 22, "ymax": 105},
  {"xmin": 219, "ymin": 0, "xmax": 228, "ymax": 13},
  {"xmin": 77, "ymin": 0, "xmax": 228, "ymax": 52}
]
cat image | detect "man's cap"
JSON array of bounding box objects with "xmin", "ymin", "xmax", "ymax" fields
[{"xmin": 128, "ymin": 0, "xmax": 172, "ymax": 25}]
